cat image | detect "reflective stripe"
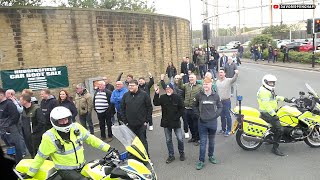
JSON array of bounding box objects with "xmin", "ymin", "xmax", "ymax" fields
[
  {"xmin": 45, "ymin": 131, "xmax": 59, "ymax": 151},
  {"xmin": 260, "ymin": 98, "xmax": 271, "ymax": 102},
  {"xmin": 97, "ymin": 143, "xmax": 106, "ymax": 150},
  {"xmin": 37, "ymin": 150, "xmax": 48, "ymax": 159},
  {"xmin": 55, "ymin": 162, "xmax": 85, "ymax": 170},
  {"xmin": 29, "ymin": 167, "xmax": 38, "ymax": 173},
  {"xmin": 59, "ymin": 144, "xmax": 83, "ymax": 155},
  {"xmin": 82, "ymin": 132, "xmax": 90, "ymax": 141}
]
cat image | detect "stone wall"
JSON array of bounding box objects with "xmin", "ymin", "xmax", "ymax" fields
[{"xmin": 0, "ymin": 7, "xmax": 190, "ymax": 96}]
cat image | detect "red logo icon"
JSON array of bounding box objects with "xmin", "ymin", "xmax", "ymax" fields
[{"xmin": 273, "ymin": 4, "xmax": 279, "ymax": 9}]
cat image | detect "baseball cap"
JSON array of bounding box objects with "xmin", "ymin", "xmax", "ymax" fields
[{"xmin": 166, "ymin": 84, "xmax": 174, "ymax": 90}]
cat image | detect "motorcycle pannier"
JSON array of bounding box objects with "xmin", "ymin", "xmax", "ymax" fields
[{"xmin": 242, "ymin": 117, "xmax": 270, "ymax": 137}]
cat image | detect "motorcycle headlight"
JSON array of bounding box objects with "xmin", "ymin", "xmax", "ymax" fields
[
  {"xmin": 127, "ymin": 172, "xmax": 140, "ymax": 179},
  {"xmin": 143, "ymin": 173, "xmax": 153, "ymax": 179}
]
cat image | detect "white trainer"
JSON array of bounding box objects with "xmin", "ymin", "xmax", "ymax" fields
[
  {"xmin": 185, "ymin": 133, "xmax": 190, "ymax": 139},
  {"xmin": 149, "ymin": 125, "xmax": 153, "ymax": 131}
]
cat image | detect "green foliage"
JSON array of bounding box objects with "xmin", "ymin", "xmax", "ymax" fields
[
  {"xmin": 0, "ymin": 0, "xmax": 42, "ymax": 6},
  {"xmin": 249, "ymin": 34, "xmax": 275, "ymax": 48},
  {"xmin": 262, "ymin": 24, "xmax": 290, "ymax": 36},
  {"xmin": 54, "ymin": 0, "xmax": 155, "ymax": 12}
]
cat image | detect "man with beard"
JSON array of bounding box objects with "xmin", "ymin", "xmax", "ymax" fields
[{"xmin": 153, "ymin": 83, "xmax": 185, "ymax": 164}]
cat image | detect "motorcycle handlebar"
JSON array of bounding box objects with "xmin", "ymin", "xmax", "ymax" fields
[{"xmin": 90, "ymin": 159, "xmax": 104, "ymax": 169}]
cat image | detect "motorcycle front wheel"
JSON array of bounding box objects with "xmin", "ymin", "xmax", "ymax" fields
[
  {"xmin": 304, "ymin": 126, "xmax": 320, "ymax": 148},
  {"xmin": 236, "ymin": 130, "xmax": 263, "ymax": 151}
]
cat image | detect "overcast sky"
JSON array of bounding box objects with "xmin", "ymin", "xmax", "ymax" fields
[{"xmin": 154, "ymin": 0, "xmax": 320, "ymax": 30}]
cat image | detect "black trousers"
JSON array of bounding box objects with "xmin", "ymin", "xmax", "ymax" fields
[
  {"xmin": 56, "ymin": 169, "xmax": 88, "ymax": 180},
  {"xmin": 260, "ymin": 112, "xmax": 283, "ymax": 148},
  {"xmin": 97, "ymin": 111, "xmax": 112, "ymax": 138},
  {"xmin": 128, "ymin": 124, "xmax": 149, "ymax": 155},
  {"xmin": 23, "ymin": 130, "xmax": 43, "ymax": 158}
]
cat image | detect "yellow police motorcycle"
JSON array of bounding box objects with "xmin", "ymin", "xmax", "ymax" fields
[
  {"xmin": 231, "ymin": 83, "xmax": 320, "ymax": 151},
  {"xmin": 14, "ymin": 125, "xmax": 157, "ymax": 180}
]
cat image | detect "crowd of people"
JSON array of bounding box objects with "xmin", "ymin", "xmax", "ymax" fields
[
  {"xmin": 0, "ymin": 47, "xmax": 241, "ymax": 178},
  {"xmin": 249, "ymin": 43, "xmax": 290, "ymax": 63}
]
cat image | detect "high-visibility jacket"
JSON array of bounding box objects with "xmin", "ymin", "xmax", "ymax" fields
[
  {"xmin": 27, "ymin": 123, "xmax": 110, "ymax": 177},
  {"xmin": 257, "ymin": 86, "xmax": 284, "ymax": 116}
]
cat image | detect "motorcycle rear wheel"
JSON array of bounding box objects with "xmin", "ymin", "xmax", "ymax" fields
[
  {"xmin": 304, "ymin": 127, "xmax": 320, "ymax": 148},
  {"xmin": 236, "ymin": 130, "xmax": 263, "ymax": 151}
]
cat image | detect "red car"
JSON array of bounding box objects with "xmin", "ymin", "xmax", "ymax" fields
[{"xmin": 299, "ymin": 42, "xmax": 320, "ymax": 52}]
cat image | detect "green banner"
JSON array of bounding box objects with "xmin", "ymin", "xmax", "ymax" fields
[{"xmin": 1, "ymin": 66, "xmax": 69, "ymax": 92}]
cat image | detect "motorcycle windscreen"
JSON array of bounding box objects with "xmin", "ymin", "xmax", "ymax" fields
[
  {"xmin": 112, "ymin": 125, "xmax": 149, "ymax": 162},
  {"xmin": 16, "ymin": 159, "xmax": 56, "ymax": 179}
]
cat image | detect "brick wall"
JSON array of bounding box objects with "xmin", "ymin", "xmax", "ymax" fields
[{"xmin": 0, "ymin": 7, "xmax": 190, "ymax": 97}]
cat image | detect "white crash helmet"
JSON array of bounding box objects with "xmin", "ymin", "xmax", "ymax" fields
[
  {"xmin": 262, "ymin": 74, "xmax": 277, "ymax": 91},
  {"xmin": 50, "ymin": 106, "xmax": 73, "ymax": 133}
]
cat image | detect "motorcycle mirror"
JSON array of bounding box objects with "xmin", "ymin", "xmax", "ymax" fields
[{"xmin": 299, "ymin": 91, "xmax": 305, "ymax": 96}]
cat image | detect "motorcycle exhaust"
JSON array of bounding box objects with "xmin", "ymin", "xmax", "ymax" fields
[{"xmin": 242, "ymin": 134, "xmax": 262, "ymax": 142}]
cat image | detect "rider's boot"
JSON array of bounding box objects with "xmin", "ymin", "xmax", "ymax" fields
[{"xmin": 271, "ymin": 143, "xmax": 285, "ymax": 156}]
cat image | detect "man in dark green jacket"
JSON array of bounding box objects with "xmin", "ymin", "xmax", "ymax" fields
[{"xmin": 179, "ymin": 74, "xmax": 202, "ymax": 145}]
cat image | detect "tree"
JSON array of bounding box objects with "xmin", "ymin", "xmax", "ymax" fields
[
  {"xmin": 54, "ymin": 0, "xmax": 155, "ymax": 12},
  {"xmin": 0, "ymin": 0, "xmax": 42, "ymax": 6},
  {"xmin": 250, "ymin": 34, "xmax": 276, "ymax": 48},
  {"xmin": 262, "ymin": 24, "xmax": 290, "ymax": 36}
]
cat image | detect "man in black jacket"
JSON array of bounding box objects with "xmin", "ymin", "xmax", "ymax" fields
[
  {"xmin": 40, "ymin": 89, "xmax": 58, "ymax": 131},
  {"xmin": 20, "ymin": 93, "xmax": 45, "ymax": 158},
  {"xmin": 138, "ymin": 73, "xmax": 154, "ymax": 131},
  {"xmin": 153, "ymin": 83, "xmax": 185, "ymax": 164},
  {"xmin": 180, "ymin": 57, "xmax": 195, "ymax": 83},
  {"xmin": 0, "ymin": 88, "xmax": 25, "ymax": 164},
  {"xmin": 121, "ymin": 80, "xmax": 153, "ymax": 155}
]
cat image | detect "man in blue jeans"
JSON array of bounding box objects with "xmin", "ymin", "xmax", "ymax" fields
[
  {"xmin": 216, "ymin": 68, "xmax": 239, "ymax": 136},
  {"xmin": 193, "ymin": 77, "xmax": 223, "ymax": 170},
  {"xmin": 153, "ymin": 83, "xmax": 185, "ymax": 163}
]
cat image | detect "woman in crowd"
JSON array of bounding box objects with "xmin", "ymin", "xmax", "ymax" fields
[{"xmin": 58, "ymin": 89, "xmax": 78, "ymax": 122}]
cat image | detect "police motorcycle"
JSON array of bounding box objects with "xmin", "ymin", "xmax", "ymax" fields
[
  {"xmin": 14, "ymin": 124, "xmax": 157, "ymax": 180},
  {"xmin": 231, "ymin": 83, "xmax": 320, "ymax": 151}
]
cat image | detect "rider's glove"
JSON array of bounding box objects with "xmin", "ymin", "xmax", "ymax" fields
[{"xmin": 284, "ymin": 98, "xmax": 291, "ymax": 103}]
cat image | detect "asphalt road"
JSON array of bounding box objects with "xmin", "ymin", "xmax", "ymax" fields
[{"xmin": 84, "ymin": 62, "xmax": 320, "ymax": 180}]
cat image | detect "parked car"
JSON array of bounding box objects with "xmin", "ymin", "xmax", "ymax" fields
[
  {"xmin": 282, "ymin": 42, "xmax": 302, "ymax": 51},
  {"xmin": 226, "ymin": 41, "xmax": 241, "ymax": 49},
  {"xmin": 277, "ymin": 39, "xmax": 291, "ymax": 48},
  {"xmin": 299, "ymin": 42, "xmax": 320, "ymax": 52}
]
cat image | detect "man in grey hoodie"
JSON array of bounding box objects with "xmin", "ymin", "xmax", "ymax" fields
[{"xmin": 193, "ymin": 77, "xmax": 223, "ymax": 170}]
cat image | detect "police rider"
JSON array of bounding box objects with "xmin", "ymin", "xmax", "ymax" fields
[
  {"xmin": 257, "ymin": 74, "xmax": 290, "ymax": 156},
  {"xmin": 25, "ymin": 106, "xmax": 112, "ymax": 179}
]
